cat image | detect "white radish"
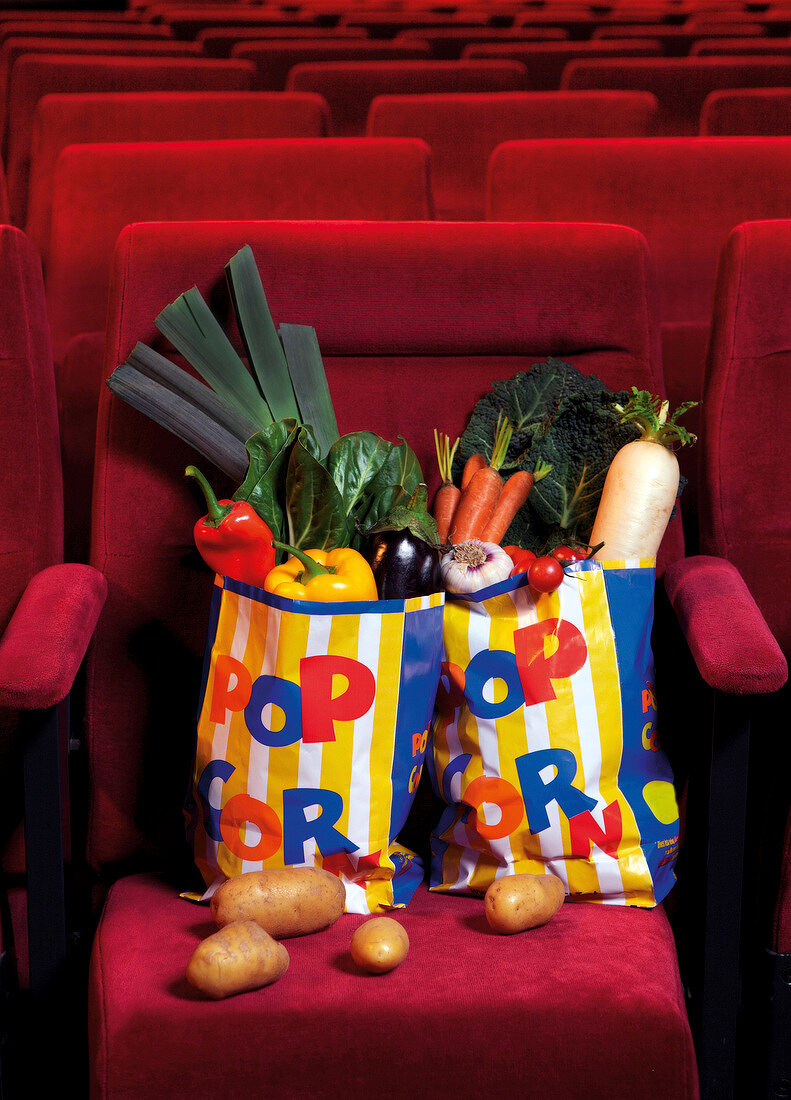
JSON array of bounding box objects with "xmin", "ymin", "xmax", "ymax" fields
[{"xmin": 590, "ymin": 389, "xmax": 697, "ymax": 561}]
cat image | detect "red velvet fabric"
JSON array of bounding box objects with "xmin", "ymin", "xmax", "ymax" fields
[
  {"xmin": 560, "ymin": 57, "xmax": 791, "ymax": 136},
  {"xmin": 589, "ymin": 25, "xmax": 767, "ymax": 56},
  {"xmin": 285, "ymin": 59, "xmax": 528, "ymax": 134},
  {"xmin": 0, "ymin": 224, "xmax": 62, "ymax": 635},
  {"xmin": 4, "ymin": 53, "xmax": 256, "ymax": 228},
  {"xmin": 89, "ymin": 874, "xmax": 698, "ymax": 1100},
  {"xmin": 698, "ymin": 219, "xmax": 791, "ymax": 660},
  {"xmin": 690, "ymin": 38, "xmax": 791, "ymax": 57},
  {"xmin": 25, "ymin": 90, "xmax": 330, "ymax": 263},
  {"xmin": 0, "ymin": 563, "xmax": 107, "ymax": 711},
  {"xmin": 45, "ymin": 136, "xmax": 432, "ymax": 363},
  {"xmin": 485, "ymin": 136, "xmax": 791, "ymax": 536},
  {"xmin": 157, "ymin": 9, "xmax": 317, "ymax": 38},
  {"xmin": 700, "ymin": 88, "xmax": 791, "ymax": 136},
  {"xmin": 663, "ymin": 556, "xmax": 787, "ymax": 696},
  {"xmin": 232, "ymin": 37, "xmax": 433, "ymax": 90},
  {"xmin": 367, "ymin": 90, "xmax": 659, "ymax": 218},
  {"xmin": 88, "ymin": 218, "xmax": 671, "ymax": 873},
  {"xmin": 0, "ymin": 20, "xmax": 174, "ymax": 48},
  {"xmin": 394, "ymin": 27, "xmax": 569, "ymax": 60},
  {"xmin": 462, "ymin": 39, "xmax": 663, "ymax": 91}
]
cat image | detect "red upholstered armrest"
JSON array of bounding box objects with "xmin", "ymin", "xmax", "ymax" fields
[
  {"xmin": 664, "ymin": 554, "xmax": 788, "ymax": 695},
  {"xmin": 0, "ymin": 563, "xmax": 107, "ymax": 710}
]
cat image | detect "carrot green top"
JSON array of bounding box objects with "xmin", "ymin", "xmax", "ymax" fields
[{"xmin": 615, "ymin": 388, "xmax": 698, "ymax": 448}]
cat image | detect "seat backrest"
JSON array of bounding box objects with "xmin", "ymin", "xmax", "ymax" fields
[
  {"xmin": 700, "ymin": 88, "xmax": 791, "ymax": 135},
  {"xmin": 231, "ymin": 38, "xmax": 432, "ymax": 90},
  {"xmin": 0, "ymin": 20, "xmax": 174, "ymax": 47},
  {"xmin": 4, "ymin": 53, "xmax": 256, "ymax": 227},
  {"xmin": 589, "ymin": 24, "xmax": 768, "ymax": 55},
  {"xmin": 560, "ymin": 56, "xmax": 791, "ymax": 134},
  {"xmin": 690, "ymin": 37, "xmax": 791, "ymax": 56},
  {"xmin": 155, "ymin": 8, "xmax": 316, "ymax": 38},
  {"xmin": 0, "ymin": 224, "xmax": 61, "ymax": 636},
  {"xmin": 45, "ymin": 136, "xmax": 433, "ymax": 362},
  {"xmin": 285, "ymin": 59, "xmax": 527, "ymax": 134},
  {"xmin": 461, "ymin": 39, "xmax": 663, "ymax": 90},
  {"xmin": 393, "ymin": 27, "xmax": 569, "ymax": 60},
  {"xmin": 367, "ymin": 89, "xmax": 659, "ymax": 218},
  {"xmin": 86, "ymin": 216, "xmax": 679, "ymax": 875},
  {"xmin": 198, "ymin": 26, "xmax": 370, "ymax": 59},
  {"xmin": 0, "ymin": 38, "xmax": 205, "ymax": 165},
  {"xmin": 485, "ymin": 136, "xmax": 791, "ymax": 527},
  {"xmin": 698, "ymin": 219, "xmax": 791, "ymax": 660},
  {"xmin": 25, "ymin": 90, "xmax": 331, "ymax": 262}
]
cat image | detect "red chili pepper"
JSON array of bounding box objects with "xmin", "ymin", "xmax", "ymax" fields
[
  {"xmin": 503, "ymin": 545, "xmax": 537, "ymax": 575},
  {"xmin": 186, "ymin": 465, "xmax": 275, "ymax": 587}
]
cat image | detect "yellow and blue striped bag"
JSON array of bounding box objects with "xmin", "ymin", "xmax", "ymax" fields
[
  {"xmin": 429, "ymin": 559, "xmax": 679, "ymax": 907},
  {"xmin": 188, "ymin": 575, "xmax": 444, "ymax": 913}
]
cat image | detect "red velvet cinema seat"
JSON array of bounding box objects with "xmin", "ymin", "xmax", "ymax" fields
[
  {"xmin": 24, "ymin": 90, "xmax": 331, "ymax": 266},
  {"xmin": 392, "ymin": 26, "xmax": 570, "ymax": 61},
  {"xmin": 0, "ymin": 225, "xmax": 107, "ymax": 1088},
  {"xmin": 484, "ymin": 135, "xmax": 791, "ymax": 546},
  {"xmin": 285, "ymin": 58, "xmax": 528, "ymax": 134},
  {"xmin": 84, "ymin": 216, "xmax": 711, "ymax": 1100},
  {"xmin": 44, "ymin": 136, "xmax": 432, "ymax": 564},
  {"xmin": 197, "ymin": 26, "xmax": 371, "ymax": 60},
  {"xmin": 366, "ymin": 89, "xmax": 660, "ymax": 218},
  {"xmin": 231, "ymin": 37, "xmax": 433, "ymax": 90},
  {"xmin": 460, "ymin": 39, "xmax": 664, "ymax": 90},
  {"xmin": 697, "ymin": 220, "xmax": 791, "ymax": 1096},
  {"xmin": 559, "ymin": 55, "xmax": 791, "ymax": 135},
  {"xmin": 699, "ymin": 88, "xmax": 791, "ymax": 135},
  {"xmin": 3, "ymin": 53, "xmax": 256, "ymax": 229}
]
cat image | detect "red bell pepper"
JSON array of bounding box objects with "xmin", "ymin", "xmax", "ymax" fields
[{"xmin": 186, "ymin": 465, "xmax": 275, "ymax": 587}]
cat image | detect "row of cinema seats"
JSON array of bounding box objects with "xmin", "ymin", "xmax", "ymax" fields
[
  {"xmin": 0, "ymin": 2, "xmax": 789, "ymax": 1097},
  {"xmin": 2, "ymin": 205, "xmax": 790, "ymax": 1099},
  {"xmin": 3, "ymin": 110, "xmax": 791, "ymax": 569}
]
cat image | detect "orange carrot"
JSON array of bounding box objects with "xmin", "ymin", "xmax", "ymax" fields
[
  {"xmin": 480, "ymin": 461, "xmax": 551, "ymax": 544},
  {"xmin": 432, "ymin": 429, "xmax": 461, "ymax": 544},
  {"xmin": 461, "ymin": 452, "xmax": 487, "ymax": 490},
  {"xmin": 450, "ymin": 415, "xmax": 513, "ymax": 544},
  {"xmin": 479, "ymin": 471, "xmax": 534, "ymax": 544}
]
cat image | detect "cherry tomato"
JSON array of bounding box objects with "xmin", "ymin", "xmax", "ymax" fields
[
  {"xmin": 527, "ymin": 555, "xmax": 565, "ymax": 593},
  {"xmin": 504, "ymin": 546, "xmax": 536, "ymax": 575},
  {"xmin": 552, "ymin": 545, "xmax": 587, "ymax": 565}
]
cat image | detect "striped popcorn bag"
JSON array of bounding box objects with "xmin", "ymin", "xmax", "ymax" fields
[
  {"xmin": 188, "ymin": 575, "xmax": 445, "ymax": 913},
  {"xmin": 429, "ymin": 559, "xmax": 679, "ymax": 907}
]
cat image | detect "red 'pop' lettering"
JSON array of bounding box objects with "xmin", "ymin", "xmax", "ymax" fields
[{"xmin": 513, "ymin": 618, "xmax": 588, "ymax": 707}]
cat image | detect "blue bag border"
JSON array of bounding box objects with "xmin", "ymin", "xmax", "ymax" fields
[{"xmin": 220, "ymin": 574, "xmax": 445, "ymax": 616}]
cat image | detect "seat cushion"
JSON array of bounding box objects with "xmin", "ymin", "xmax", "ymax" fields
[{"xmin": 89, "ymin": 873, "xmax": 698, "ymax": 1099}]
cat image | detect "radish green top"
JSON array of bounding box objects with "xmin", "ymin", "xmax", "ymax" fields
[{"xmin": 615, "ymin": 388, "xmax": 698, "ymax": 449}]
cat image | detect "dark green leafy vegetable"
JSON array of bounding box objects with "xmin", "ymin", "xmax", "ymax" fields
[{"xmin": 453, "ymin": 358, "xmax": 638, "ymax": 550}]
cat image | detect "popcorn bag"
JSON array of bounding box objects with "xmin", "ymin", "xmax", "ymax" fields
[
  {"xmin": 188, "ymin": 575, "xmax": 445, "ymax": 914},
  {"xmin": 429, "ymin": 559, "xmax": 679, "ymax": 907}
]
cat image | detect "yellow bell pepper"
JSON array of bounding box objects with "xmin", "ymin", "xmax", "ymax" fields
[{"xmin": 264, "ymin": 541, "xmax": 378, "ymax": 602}]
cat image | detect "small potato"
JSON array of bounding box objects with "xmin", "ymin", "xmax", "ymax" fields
[
  {"xmin": 210, "ymin": 867, "xmax": 346, "ymax": 939},
  {"xmin": 350, "ymin": 916, "xmax": 409, "ymax": 974},
  {"xmin": 186, "ymin": 920, "xmax": 289, "ymax": 999},
  {"xmin": 484, "ymin": 872, "xmax": 565, "ymax": 934}
]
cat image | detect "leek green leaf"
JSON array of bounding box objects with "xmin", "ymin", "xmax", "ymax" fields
[{"xmin": 279, "ymin": 323, "xmax": 339, "ymax": 458}]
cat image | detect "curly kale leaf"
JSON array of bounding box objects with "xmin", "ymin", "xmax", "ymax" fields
[
  {"xmin": 527, "ymin": 390, "xmax": 639, "ymax": 539},
  {"xmin": 452, "ymin": 357, "xmax": 620, "ymax": 479}
]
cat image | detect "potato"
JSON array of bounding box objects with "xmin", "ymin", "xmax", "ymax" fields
[
  {"xmin": 484, "ymin": 872, "xmax": 565, "ymax": 934},
  {"xmin": 350, "ymin": 916, "xmax": 409, "ymax": 974},
  {"xmin": 210, "ymin": 867, "xmax": 346, "ymax": 939},
  {"xmin": 186, "ymin": 920, "xmax": 289, "ymax": 999}
]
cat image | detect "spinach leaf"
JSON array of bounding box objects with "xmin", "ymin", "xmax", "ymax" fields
[{"xmin": 286, "ymin": 428, "xmax": 350, "ymax": 551}]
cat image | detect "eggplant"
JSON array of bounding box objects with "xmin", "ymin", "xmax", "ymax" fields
[{"xmin": 361, "ymin": 484, "xmax": 442, "ymax": 600}]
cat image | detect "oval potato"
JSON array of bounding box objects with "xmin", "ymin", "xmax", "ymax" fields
[
  {"xmin": 186, "ymin": 920, "xmax": 289, "ymax": 999},
  {"xmin": 350, "ymin": 916, "xmax": 409, "ymax": 974},
  {"xmin": 484, "ymin": 873, "xmax": 565, "ymax": 934},
  {"xmin": 211, "ymin": 867, "xmax": 346, "ymax": 939}
]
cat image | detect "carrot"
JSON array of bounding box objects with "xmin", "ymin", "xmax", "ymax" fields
[
  {"xmin": 432, "ymin": 429, "xmax": 461, "ymax": 544},
  {"xmin": 590, "ymin": 390, "xmax": 697, "ymax": 561},
  {"xmin": 480, "ymin": 460, "xmax": 552, "ymax": 544},
  {"xmin": 450, "ymin": 414, "xmax": 513, "ymax": 544},
  {"xmin": 461, "ymin": 452, "xmax": 487, "ymax": 490}
]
